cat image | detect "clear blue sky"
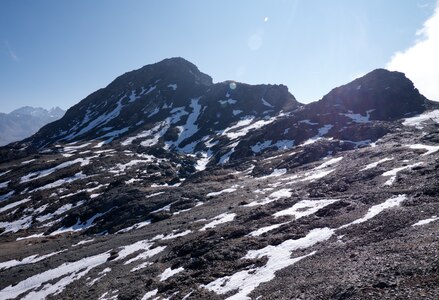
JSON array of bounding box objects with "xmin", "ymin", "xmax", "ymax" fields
[{"xmin": 0, "ymin": 0, "xmax": 437, "ymax": 113}]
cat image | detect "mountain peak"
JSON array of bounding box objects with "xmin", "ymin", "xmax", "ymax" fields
[
  {"xmin": 156, "ymin": 56, "xmax": 198, "ymax": 68},
  {"xmin": 10, "ymin": 106, "xmax": 46, "ymax": 116},
  {"xmin": 106, "ymin": 57, "xmax": 213, "ymax": 93},
  {"xmin": 9, "ymin": 106, "xmax": 65, "ymax": 118},
  {"xmin": 353, "ymin": 68, "xmax": 411, "ymax": 89},
  {"xmin": 48, "ymin": 106, "xmax": 65, "ymax": 117},
  {"xmin": 152, "ymin": 57, "xmax": 213, "ymax": 86},
  {"xmin": 317, "ymin": 68, "xmax": 430, "ymax": 120}
]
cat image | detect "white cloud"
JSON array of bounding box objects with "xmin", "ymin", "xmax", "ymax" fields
[{"xmin": 386, "ymin": 1, "xmax": 439, "ymax": 101}]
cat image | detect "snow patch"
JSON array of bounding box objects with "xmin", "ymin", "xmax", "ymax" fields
[
  {"xmin": 261, "ymin": 98, "xmax": 274, "ymax": 108},
  {"xmin": 116, "ymin": 240, "xmax": 166, "ymax": 263},
  {"xmin": 96, "ymin": 127, "xmax": 130, "ymax": 143},
  {"xmin": 257, "ymin": 168, "xmax": 287, "ymax": 180},
  {"xmin": 152, "ymin": 230, "xmax": 192, "ymax": 241},
  {"xmin": 32, "ymin": 172, "xmax": 88, "ymax": 192},
  {"xmin": 206, "ymin": 186, "xmax": 238, "ymax": 197},
  {"xmin": 168, "ymin": 83, "xmax": 177, "ymax": 90},
  {"xmin": 408, "ymin": 144, "xmax": 439, "ymax": 156},
  {"xmin": 151, "ymin": 200, "xmax": 178, "ymax": 214},
  {"xmin": 159, "ymin": 267, "xmax": 184, "ymax": 281},
  {"xmin": 299, "ymin": 120, "xmax": 318, "ymax": 125},
  {"xmin": 72, "ymin": 238, "xmax": 95, "ymax": 247},
  {"xmin": 382, "ymin": 162, "xmax": 423, "ymax": 186},
  {"xmin": 200, "ymin": 213, "xmax": 236, "ymax": 231},
  {"xmin": 341, "ymin": 109, "xmax": 374, "ymax": 123},
  {"xmin": 21, "ymin": 159, "xmax": 35, "ymax": 165},
  {"xmin": 203, "ymin": 227, "xmax": 334, "ymax": 299},
  {"xmin": 37, "ymin": 201, "xmax": 85, "ymax": 223},
  {"xmin": 62, "ymin": 143, "xmax": 91, "ymax": 153},
  {"xmin": 0, "ymin": 170, "xmax": 11, "ymax": 177},
  {"xmin": 0, "ymin": 215, "xmax": 32, "ymax": 234},
  {"xmin": 342, "ymin": 139, "xmax": 372, "ymax": 148},
  {"xmin": 15, "ymin": 233, "xmax": 45, "ymax": 241},
  {"xmin": 0, "ymin": 191, "xmax": 14, "ymax": 201},
  {"xmin": 219, "ymin": 99, "xmax": 237, "ymax": 105},
  {"xmin": 301, "ymin": 124, "xmax": 333, "ymax": 145},
  {"xmin": 412, "ymin": 216, "xmax": 439, "ymax": 226},
  {"xmin": 121, "ymin": 123, "xmax": 166, "ymax": 147},
  {"xmin": 146, "ymin": 191, "xmax": 165, "ymax": 198},
  {"xmin": 251, "ymin": 140, "xmax": 295, "ymax": 153},
  {"xmin": 49, "ymin": 210, "xmax": 108, "ymax": 235},
  {"xmin": 0, "ymin": 252, "xmax": 110, "ymax": 300},
  {"xmin": 0, "ymin": 197, "xmax": 31, "ymax": 213},
  {"xmin": 195, "ymin": 151, "xmax": 212, "ymax": 171},
  {"xmin": 218, "ymin": 142, "xmax": 238, "ymax": 164},
  {"xmin": 142, "ymin": 289, "xmax": 158, "ymax": 300},
  {"xmin": 109, "ymin": 159, "xmax": 154, "ymax": 174},
  {"xmin": 315, "ymin": 157, "xmax": 343, "ymax": 170},
  {"xmin": 249, "ymin": 222, "xmax": 288, "ymax": 237},
  {"xmin": 222, "ymin": 116, "xmax": 276, "ymax": 140},
  {"xmin": 249, "ymin": 199, "xmax": 338, "ymax": 236},
  {"xmin": 340, "ymin": 195, "xmax": 406, "ymax": 228},
  {"xmin": 21, "ymin": 157, "xmax": 93, "ymax": 183},
  {"xmin": 122, "ymin": 107, "xmax": 188, "ymax": 147},
  {"xmin": 63, "ymin": 97, "xmax": 124, "ymax": 141},
  {"xmin": 360, "ymin": 157, "xmax": 393, "ymax": 171},
  {"xmin": 246, "ymin": 189, "xmax": 292, "ymax": 207},
  {"xmin": 166, "ymin": 98, "xmax": 202, "ymax": 152},
  {"xmin": 143, "ymin": 85, "xmax": 157, "ymax": 95},
  {"xmin": 117, "ymin": 220, "xmax": 151, "ymax": 234},
  {"xmin": 128, "ymin": 90, "xmax": 140, "ymax": 102},
  {"xmin": 0, "ymin": 250, "xmax": 66, "ymax": 271},
  {"xmin": 274, "ymin": 199, "xmax": 339, "ymax": 219},
  {"xmin": 403, "ymin": 110, "xmax": 439, "ymax": 129},
  {"xmin": 274, "ymin": 157, "xmax": 342, "ymax": 186},
  {"xmin": 87, "ymin": 267, "xmax": 111, "ymax": 286}
]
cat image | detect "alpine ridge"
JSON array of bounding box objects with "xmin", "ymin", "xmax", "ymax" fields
[
  {"xmin": 1, "ymin": 58, "xmax": 439, "ymax": 300},
  {"xmin": 0, "ymin": 106, "xmax": 65, "ymax": 146}
]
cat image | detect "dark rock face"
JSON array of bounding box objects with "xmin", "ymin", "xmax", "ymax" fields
[
  {"xmin": 1, "ymin": 58, "xmax": 439, "ymax": 300},
  {"xmin": 311, "ymin": 69, "xmax": 430, "ymax": 120}
]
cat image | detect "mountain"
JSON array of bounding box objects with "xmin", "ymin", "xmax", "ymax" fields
[
  {"xmin": 0, "ymin": 106, "xmax": 65, "ymax": 146},
  {"xmin": 16, "ymin": 58, "xmax": 299, "ymax": 156},
  {"xmin": 1, "ymin": 58, "xmax": 439, "ymax": 300}
]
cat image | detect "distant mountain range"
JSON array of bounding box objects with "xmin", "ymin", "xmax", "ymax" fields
[
  {"xmin": 0, "ymin": 106, "xmax": 65, "ymax": 146},
  {"xmin": 1, "ymin": 58, "xmax": 439, "ymax": 299}
]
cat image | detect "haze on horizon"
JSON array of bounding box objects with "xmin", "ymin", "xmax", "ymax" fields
[{"xmin": 1, "ymin": 0, "xmax": 438, "ymax": 113}]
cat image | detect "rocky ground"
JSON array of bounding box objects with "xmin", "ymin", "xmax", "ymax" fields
[{"xmin": 0, "ymin": 113, "xmax": 438, "ymax": 299}]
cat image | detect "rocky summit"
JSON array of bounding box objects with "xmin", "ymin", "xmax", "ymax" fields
[{"xmin": 0, "ymin": 57, "xmax": 439, "ymax": 300}]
